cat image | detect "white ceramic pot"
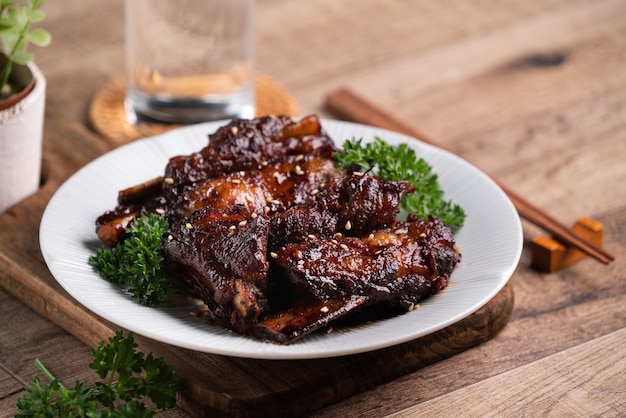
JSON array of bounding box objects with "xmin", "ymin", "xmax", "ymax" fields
[{"xmin": 0, "ymin": 62, "xmax": 46, "ymax": 213}]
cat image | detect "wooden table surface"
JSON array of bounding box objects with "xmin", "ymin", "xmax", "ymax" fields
[{"xmin": 1, "ymin": 0, "xmax": 625, "ymax": 416}]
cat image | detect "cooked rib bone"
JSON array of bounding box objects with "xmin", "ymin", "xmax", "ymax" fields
[
  {"xmin": 254, "ymin": 296, "xmax": 369, "ymax": 345},
  {"xmin": 95, "ymin": 199, "xmax": 164, "ymax": 248},
  {"xmin": 118, "ymin": 176, "xmax": 165, "ymax": 205}
]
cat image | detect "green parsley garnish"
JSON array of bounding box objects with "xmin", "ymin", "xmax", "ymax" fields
[
  {"xmin": 89, "ymin": 213, "xmax": 170, "ymax": 306},
  {"xmin": 15, "ymin": 331, "xmax": 180, "ymax": 417},
  {"xmin": 333, "ymin": 137, "xmax": 466, "ymax": 228}
]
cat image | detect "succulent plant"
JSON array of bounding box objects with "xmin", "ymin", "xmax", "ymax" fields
[{"xmin": 0, "ymin": 0, "xmax": 51, "ymax": 98}]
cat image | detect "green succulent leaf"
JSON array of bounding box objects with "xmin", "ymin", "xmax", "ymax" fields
[
  {"xmin": 0, "ymin": 17, "xmax": 12, "ymax": 30},
  {"xmin": 25, "ymin": 27, "xmax": 49, "ymax": 45},
  {"xmin": 0, "ymin": 0, "xmax": 50, "ymax": 94},
  {"xmin": 6, "ymin": 7, "xmax": 21, "ymax": 24},
  {"xmin": 23, "ymin": 8, "xmax": 43, "ymax": 22}
]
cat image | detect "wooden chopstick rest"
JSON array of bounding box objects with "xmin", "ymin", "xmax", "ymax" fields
[{"xmin": 531, "ymin": 217, "xmax": 604, "ymax": 272}]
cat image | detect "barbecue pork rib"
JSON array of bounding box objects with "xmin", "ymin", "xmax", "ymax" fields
[
  {"xmin": 95, "ymin": 114, "xmax": 336, "ymax": 247},
  {"xmin": 256, "ymin": 216, "xmax": 460, "ymax": 344},
  {"xmin": 162, "ymin": 114, "xmax": 337, "ymax": 205},
  {"xmin": 268, "ymin": 173, "xmax": 416, "ymax": 250},
  {"xmin": 94, "ymin": 114, "xmax": 462, "ymax": 344},
  {"xmin": 161, "ymin": 171, "xmax": 436, "ymax": 342},
  {"xmin": 172, "ymin": 154, "xmax": 343, "ymax": 218},
  {"xmin": 162, "ymin": 206, "xmax": 272, "ymax": 333}
]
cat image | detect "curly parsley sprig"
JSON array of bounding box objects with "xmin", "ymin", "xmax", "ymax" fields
[
  {"xmin": 89, "ymin": 213, "xmax": 170, "ymax": 306},
  {"xmin": 15, "ymin": 331, "xmax": 180, "ymax": 417},
  {"xmin": 333, "ymin": 137, "xmax": 466, "ymax": 228}
]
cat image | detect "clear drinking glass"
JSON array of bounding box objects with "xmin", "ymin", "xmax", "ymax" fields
[{"xmin": 124, "ymin": 0, "xmax": 255, "ymax": 124}]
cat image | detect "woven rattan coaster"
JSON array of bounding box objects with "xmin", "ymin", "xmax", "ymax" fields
[{"xmin": 89, "ymin": 73, "xmax": 299, "ymax": 144}]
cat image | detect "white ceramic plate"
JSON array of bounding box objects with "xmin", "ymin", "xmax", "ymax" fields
[{"xmin": 40, "ymin": 120, "xmax": 522, "ymax": 359}]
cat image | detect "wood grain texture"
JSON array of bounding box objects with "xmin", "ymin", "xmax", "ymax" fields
[
  {"xmin": 1, "ymin": 0, "xmax": 625, "ymax": 416},
  {"xmin": 390, "ymin": 329, "xmax": 626, "ymax": 417},
  {"xmin": 312, "ymin": 209, "xmax": 625, "ymax": 417},
  {"xmin": 0, "ymin": 103, "xmax": 514, "ymax": 415}
]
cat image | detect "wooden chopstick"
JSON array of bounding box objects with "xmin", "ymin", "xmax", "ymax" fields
[{"xmin": 324, "ymin": 87, "xmax": 615, "ymax": 265}]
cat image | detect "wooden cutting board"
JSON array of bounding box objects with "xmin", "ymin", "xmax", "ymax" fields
[{"xmin": 0, "ymin": 96, "xmax": 515, "ymax": 417}]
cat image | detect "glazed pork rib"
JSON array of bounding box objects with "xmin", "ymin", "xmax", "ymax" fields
[
  {"xmin": 95, "ymin": 114, "xmax": 336, "ymax": 247},
  {"xmin": 256, "ymin": 216, "xmax": 459, "ymax": 344},
  {"xmin": 162, "ymin": 114, "xmax": 337, "ymax": 204},
  {"xmin": 160, "ymin": 170, "xmax": 458, "ymax": 343},
  {"xmin": 268, "ymin": 172, "xmax": 416, "ymax": 250},
  {"xmin": 94, "ymin": 114, "xmax": 461, "ymax": 344},
  {"xmin": 172, "ymin": 154, "xmax": 343, "ymax": 218},
  {"xmin": 272, "ymin": 216, "xmax": 458, "ymax": 304},
  {"xmin": 160, "ymin": 156, "xmax": 345, "ymax": 334},
  {"xmin": 163, "ymin": 206, "xmax": 272, "ymax": 333}
]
